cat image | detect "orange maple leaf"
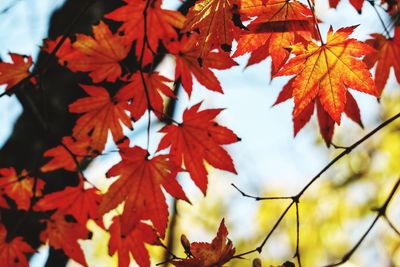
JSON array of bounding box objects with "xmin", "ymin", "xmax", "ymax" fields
[
  {"xmin": 105, "ymin": 0, "xmax": 185, "ymax": 65},
  {"xmin": 0, "ymin": 224, "xmax": 34, "ymax": 267},
  {"xmin": 108, "ymin": 216, "xmax": 159, "ymax": 267},
  {"xmin": 40, "ymin": 212, "xmax": 89, "ymax": 266},
  {"xmin": 158, "ymin": 102, "xmax": 239, "ymax": 194},
  {"xmin": 0, "ymin": 53, "xmax": 34, "ymax": 93},
  {"xmin": 69, "ymin": 85, "xmax": 133, "ymax": 153},
  {"xmin": 172, "ymin": 219, "xmax": 235, "ymax": 267},
  {"xmin": 363, "ymin": 27, "xmax": 400, "ymax": 95},
  {"xmin": 167, "ymin": 36, "xmax": 238, "ymax": 96},
  {"xmin": 234, "ymin": 0, "xmax": 313, "ymax": 75},
  {"xmin": 34, "ymin": 183, "xmax": 102, "ymax": 226},
  {"xmin": 275, "ymin": 26, "xmax": 377, "ymax": 124},
  {"xmin": 239, "ymin": 0, "xmax": 268, "ymax": 17},
  {"xmin": 0, "ymin": 168, "xmax": 44, "ymax": 211},
  {"xmin": 183, "ymin": 0, "xmax": 244, "ymax": 59},
  {"xmin": 117, "ymin": 72, "xmax": 175, "ymax": 121},
  {"xmin": 41, "ymin": 136, "xmax": 92, "ymax": 172},
  {"xmin": 99, "ymin": 139, "xmax": 188, "ymax": 237},
  {"xmin": 63, "ymin": 21, "xmax": 131, "ymax": 83}
]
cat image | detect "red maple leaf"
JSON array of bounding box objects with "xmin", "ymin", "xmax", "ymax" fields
[
  {"xmin": 158, "ymin": 102, "xmax": 239, "ymax": 194},
  {"xmin": 0, "ymin": 224, "xmax": 34, "ymax": 267},
  {"xmin": 41, "ymin": 136, "xmax": 92, "ymax": 172},
  {"xmin": 105, "ymin": 0, "xmax": 185, "ymax": 65},
  {"xmin": 172, "ymin": 219, "xmax": 235, "ymax": 267},
  {"xmin": 0, "ymin": 191, "xmax": 9, "ymax": 209},
  {"xmin": 61, "ymin": 21, "xmax": 131, "ymax": 83},
  {"xmin": 69, "ymin": 84, "xmax": 133, "ymax": 153},
  {"xmin": 108, "ymin": 216, "xmax": 159, "ymax": 267},
  {"xmin": 0, "ymin": 53, "xmax": 35, "ymax": 93},
  {"xmin": 117, "ymin": 72, "xmax": 175, "ymax": 121},
  {"xmin": 167, "ymin": 36, "xmax": 238, "ymax": 96},
  {"xmin": 40, "ymin": 212, "xmax": 89, "ymax": 266},
  {"xmin": 329, "ymin": 0, "xmax": 364, "ymax": 13},
  {"xmin": 234, "ymin": 0, "xmax": 313, "ymax": 75},
  {"xmin": 43, "ymin": 37, "xmax": 77, "ymax": 66},
  {"xmin": 274, "ymin": 79, "xmax": 364, "ymax": 145},
  {"xmin": 363, "ymin": 27, "xmax": 400, "ymax": 95},
  {"xmin": 99, "ymin": 139, "xmax": 188, "ymax": 237},
  {"xmin": 0, "ymin": 168, "xmax": 44, "ymax": 210},
  {"xmin": 34, "ymin": 182, "xmax": 102, "ymax": 226}
]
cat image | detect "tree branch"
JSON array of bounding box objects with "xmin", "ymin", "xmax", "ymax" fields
[
  {"xmin": 323, "ymin": 176, "xmax": 400, "ymax": 267},
  {"xmin": 233, "ymin": 110, "xmax": 400, "ymax": 260}
]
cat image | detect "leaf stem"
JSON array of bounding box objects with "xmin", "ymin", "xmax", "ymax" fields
[
  {"xmin": 368, "ymin": 0, "xmax": 392, "ymax": 38},
  {"xmin": 306, "ymin": 0, "xmax": 324, "ymax": 44},
  {"xmin": 139, "ymin": 0, "xmax": 154, "ymax": 151}
]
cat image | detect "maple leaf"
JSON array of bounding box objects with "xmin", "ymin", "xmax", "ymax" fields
[
  {"xmin": 63, "ymin": 21, "xmax": 131, "ymax": 83},
  {"xmin": 172, "ymin": 219, "xmax": 235, "ymax": 267},
  {"xmin": 40, "ymin": 212, "xmax": 89, "ymax": 266},
  {"xmin": 69, "ymin": 84, "xmax": 133, "ymax": 153},
  {"xmin": 239, "ymin": 0, "xmax": 268, "ymax": 17},
  {"xmin": 0, "ymin": 168, "xmax": 44, "ymax": 210},
  {"xmin": 234, "ymin": 0, "xmax": 313, "ymax": 75},
  {"xmin": 0, "ymin": 224, "xmax": 34, "ymax": 267},
  {"xmin": 315, "ymin": 99, "xmax": 335, "ymax": 146},
  {"xmin": 0, "ymin": 53, "xmax": 35, "ymax": 93},
  {"xmin": 315, "ymin": 91, "xmax": 364, "ymax": 146},
  {"xmin": 43, "ymin": 37, "xmax": 77, "ymax": 66},
  {"xmin": 41, "ymin": 136, "xmax": 92, "ymax": 172},
  {"xmin": 329, "ymin": 0, "xmax": 364, "ymax": 13},
  {"xmin": 274, "ymin": 79, "xmax": 364, "ymax": 145},
  {"xmin": 34, "ymin": 183, "xmax": 102, "ymax": 226},
  {"xmin": 363, "ymin": 27, "xmax": 400, "ymax": 95},
  {"xmin": 167, "ymin": 36, "xmax": 238, "ymax": 96},
  {"xmin": 183, "ymin": 0, "xmax": 244, "ymax": 59},
  {"xmin": 0, "ymin": 192, "xmax": 9, "ymax": 209},
  {"xmin": 105, "ymin": 0, "xmax": 185, "ymax": 65},
  {"xmin": 275, "ymin": 26, "xmax": 377, "ymax": 124},
  {"xmin": 108, "ymin": 216, "xmax": 159, "ymax": 267},
  {"xmin": 99, "ymin": 139, "xmax": 188, "ymax": 237},
  {"xmin": 158, "ymin": 102, "xmax": 239, "ymax": 194},
  {"xmin": 117, "ymin": 72, "xmax": 174, "ymax": 121}
]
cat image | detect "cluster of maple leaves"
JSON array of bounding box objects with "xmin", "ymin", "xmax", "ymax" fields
[{"xmin": 0, "ymin": 0, "xmax": 399, "ymax": 266}]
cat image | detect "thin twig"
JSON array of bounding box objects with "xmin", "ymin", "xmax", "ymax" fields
[
  {"xmin": 234, "ymin": 111, "xmax": 400, "ymax": 259},
  {"xmin": 294, "ymin": 201, "xmax": 302, "ymax": 267},
  {"xmin": 368, "ymin": 0, "xmax": 392, "ymax": 38},
  {"xmin": 383, "ymin": 215, "xmax": 400, "ymax": 237},
  {"xmin": 233, "ymin": 201, "xmax": 295, "ymax": 258},
  {"xmin": 231, "ymin": 183, "xmax": 293, "ymax": 200},
  {"xmin": 323, "ymin": 176, "xmax": 400, "ymax": 267},
  {"xmin": 306, "ymin": 0, "xmax": 324, "ymax": 44},
  {"xmin": 139, "ymin": 0, "xmax": 154, "ymax": 150}
]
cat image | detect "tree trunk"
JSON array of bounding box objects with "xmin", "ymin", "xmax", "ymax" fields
[
  {"xmin": 0, "ymin": 0, "xmax": 195, "ymax": 266},
  {"xmin": 0, "ymin": 1, "xmax": 122, "ymax": 266}
]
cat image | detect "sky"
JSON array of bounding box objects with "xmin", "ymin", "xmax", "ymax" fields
[{"xmin": 0, "ymin": 0, "xmax": 396, "ymax": 266}]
